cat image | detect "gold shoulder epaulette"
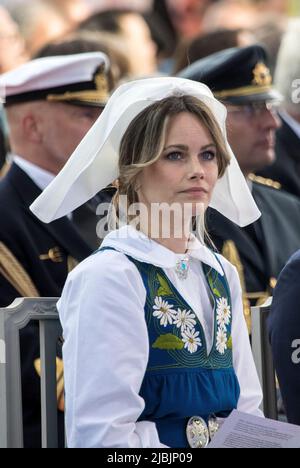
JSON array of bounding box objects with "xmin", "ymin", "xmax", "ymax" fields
[
  {"xmin": 0, "ymin": 161, "xmax": 10, "ymax": 179},
  {"xmin": 0, "ymin": 242, "xmax": 39, "ymax": 297},
  {"xmin": 249, "ymin": 173, "xmax": 281, "ymax": 190},
  {"xmin": 34, "ymin": 358, "xmax": 65, "ymax": 412},
  {"xmin": 222, "ymin": 240, "xmax": 251, "ymax": 333}
]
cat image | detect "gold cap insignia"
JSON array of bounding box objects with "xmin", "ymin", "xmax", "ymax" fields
[
  {"xmin": 252, "ymin": 62, "xmax": 272, "ymax": 87},
  {"xmin": 47, "ymin": 71, "xmax": 109, "ymax": 105},
  {"xmin": 94, "ymin": 71, "xmax": 109, "ymax": 96}
]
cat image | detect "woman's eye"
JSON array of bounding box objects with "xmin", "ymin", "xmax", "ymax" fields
[
  {"xmin": 201, "ymin": 151, "xmax": 216, "ymax": 161},
  {"xmin": 166, "ymin": 152, "xmax": 183, "ymax": 161}
]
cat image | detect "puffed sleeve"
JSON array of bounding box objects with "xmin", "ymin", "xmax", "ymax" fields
[
  {"xmin": 58, "ymin": 250, "xmax": 166, "ymax": 448},
  {"xmin": 220, "ymin": 257, "xmax": 264, "ymax": 417}
]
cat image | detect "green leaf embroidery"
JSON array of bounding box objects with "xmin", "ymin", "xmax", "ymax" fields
[
  {"xmin": 227, "ymin": 336, "xmax": 233, "ymax": 349},
  {"xmin": 208, "ymin": 275, "xmax": 221, "ymax": 298},
  {"xmin": 212, "ymin": 288, "xmax": 221, "ymax": 298},
  {"xmin": 152, "ymin": 334, "xmax": 184, "ymax": 350},
  {"xmin": 157, "ymin": 274, "xmax": 173, "ymax": 297}
]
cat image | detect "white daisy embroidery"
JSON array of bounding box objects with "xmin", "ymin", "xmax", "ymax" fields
[
  {"xmin": 153, "ymin": 297, "xmax": 176, "ymax": 327},
  {"xmin": 173, "ymin": 309, "xmax": 197, "ymax": 332},
  {"xmin": 216, "ymin": 328, "xmax": 228, "ymax": 355},
  {"xmin": 181, "ymin": 328, "xmax": 202, "ymax": 354},
  {"xmin": 216, "ymin": 297, "xmax": 231, "ymax": 330}
]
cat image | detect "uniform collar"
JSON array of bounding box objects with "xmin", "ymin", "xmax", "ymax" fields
[
  {"xmin": 280, "ymin": 111, "xmax": 300, "ymax": 140},
  {"xmin": 102, "ymin": 225, "xmax": 224, "ymax": 276},
  {"xmin": 13, "ymin": 155, "xmax": 55, "ymax": 191}
]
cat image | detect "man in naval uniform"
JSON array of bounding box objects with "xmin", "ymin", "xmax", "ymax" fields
[
  {"xmin": 257, "ymin": 21, "xmax": 300, "ymax": 199},
  {"xmin": 0, "ymin": 52, "xmax": 114, "ymax": 447},
  {"xmin": 179, "ymin": 45, "xmax": 300, "ymax": 330}
]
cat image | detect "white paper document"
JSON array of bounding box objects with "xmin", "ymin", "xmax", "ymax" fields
[{"xmin": 208, "ymin": 410, "xmax": 300, "ymax": 448}]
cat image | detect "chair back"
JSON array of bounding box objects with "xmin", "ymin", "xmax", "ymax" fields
[
  {"xmin": 0, "ymin": 297, "xmax": 61, "ymax": 448},
  {"xmin": 251, "ymin": 298, "xmax": 278, "ymax": 420}
]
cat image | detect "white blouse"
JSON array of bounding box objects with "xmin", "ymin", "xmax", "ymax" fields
[{"xmin": 58, "ymin": 225, "xmax": 263, "ymax": 448}]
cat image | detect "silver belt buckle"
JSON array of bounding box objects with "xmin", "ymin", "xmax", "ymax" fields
[
  {"xmin": 208, "ymin": 414, "xmax": 222, "ymax": 440},
  {"xmin": 186, "ymin": 416, "xmax": 209, "ymax": 449}
]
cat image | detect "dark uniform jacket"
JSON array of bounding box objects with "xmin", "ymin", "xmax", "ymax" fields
[
  {"xmin": 0, "ymin": 163, "xmax": 110, "ymax": 447},
  {"xmin": 258, "ymin": 119, "xmax": 300, "ymax": 199},
  {"xmin": 268, "ymin": 250, "xmax": 300, "ymax": 425},
  {"xmin": 206, "ymin": 180, "xmax": 300, "ymax": 328},
  {"xmin": 0, "ymin": 126, "xmax": 7, "ymax": 174},
  {"xmin": 0, "ymin": 164, "xmax": 94, "ymax": 306}
]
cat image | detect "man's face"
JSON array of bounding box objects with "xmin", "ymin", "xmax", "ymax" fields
[
  {"xmin": 39, "ymin": 102, "xmax": 102, "ymax": 174},
  {"xmin": 225, "ymin": 101, "xmax": 281, "ymax": 176}
]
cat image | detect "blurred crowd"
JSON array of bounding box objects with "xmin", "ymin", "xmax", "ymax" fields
[{"xmin": 0, "ymin": 0, "xmax": 297, "ymax": 73}]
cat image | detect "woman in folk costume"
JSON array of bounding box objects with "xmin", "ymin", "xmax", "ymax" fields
[{"xmin": 31, "ymin": 77, "xmax": 263, "ymax": 448}]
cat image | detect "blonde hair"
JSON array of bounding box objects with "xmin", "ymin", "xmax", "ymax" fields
[{"xmin": 112, "ymin": 95, "xmax": 230, "ymax": 224}]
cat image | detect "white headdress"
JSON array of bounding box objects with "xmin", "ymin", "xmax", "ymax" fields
[{"xmin": 30, "ymin": 77, "xmax": 260, "ymax": 227}]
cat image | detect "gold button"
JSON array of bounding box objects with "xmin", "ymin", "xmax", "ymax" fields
[{"xmin": 39, "ymin": 247, "xmax": 63, "ymax": 263}]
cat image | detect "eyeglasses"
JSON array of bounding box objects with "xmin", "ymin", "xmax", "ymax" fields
[{"xmin": 227, "ymin": 102, "xmax": 280, "ymax": 119}]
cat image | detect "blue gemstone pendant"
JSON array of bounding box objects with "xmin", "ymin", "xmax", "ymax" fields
[{"xmin": 175, "ymin": 255, "xmax": 190, "ymax": 280}]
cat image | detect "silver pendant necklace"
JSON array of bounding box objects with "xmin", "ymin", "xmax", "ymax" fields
[{"xmin": 175, "ymin": 253, "xmax": 190, "ymax": 280}]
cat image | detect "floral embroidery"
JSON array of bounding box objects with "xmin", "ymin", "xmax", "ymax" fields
[
  {"xmin": 149, "ymin": 262, "xmax": 232, "ymax": 364},
  {"xmin": 216, "ymin": 297, "xmax": 231, "ymax": 330},
  {"xmin": 173, "ymin": 309, "xmax": 196, "ymax": 333},
  {"xmin": 153, "ymin": 297, "xmax": 177, "ymax": 327},
  {"xmin": 181, "ymin": 328, "xmax": 202, "ymax": 354},
  {"xmin": 99, "ymin": 246, "xmax": 234, "ymax": 369},
  {"xmin": 216, "ymin": 328, "xmax": 227, "ymax": 355}
]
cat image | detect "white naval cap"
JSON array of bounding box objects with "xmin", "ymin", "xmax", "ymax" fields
[{"xmin": 0, "ymin": 52, "xmax": 111, "ymax": 107}]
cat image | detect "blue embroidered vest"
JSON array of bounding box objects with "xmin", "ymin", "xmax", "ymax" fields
[{"xmin": 100, "ymin": 247, "xmax": 240, "ymax": 447}]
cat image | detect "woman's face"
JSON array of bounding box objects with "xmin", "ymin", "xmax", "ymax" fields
[{"xmin": 137, "ymin": 112, "xmax": 219, "ymax": 219}]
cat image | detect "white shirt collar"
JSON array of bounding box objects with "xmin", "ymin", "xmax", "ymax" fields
[
  {"xmin": 247, "ymin": 178, "xmax": 253, "ymax": 192},
  {"xmin": 13, "ymin": 155, "xmax": 55, "ymax": 191},
  {"xmin": 102, "ymin": 225, "xmax": 224, "ymax": 275},
  {"xmin": 280, "ymin": 111, "xmax": 300, "ymax": 140}
]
